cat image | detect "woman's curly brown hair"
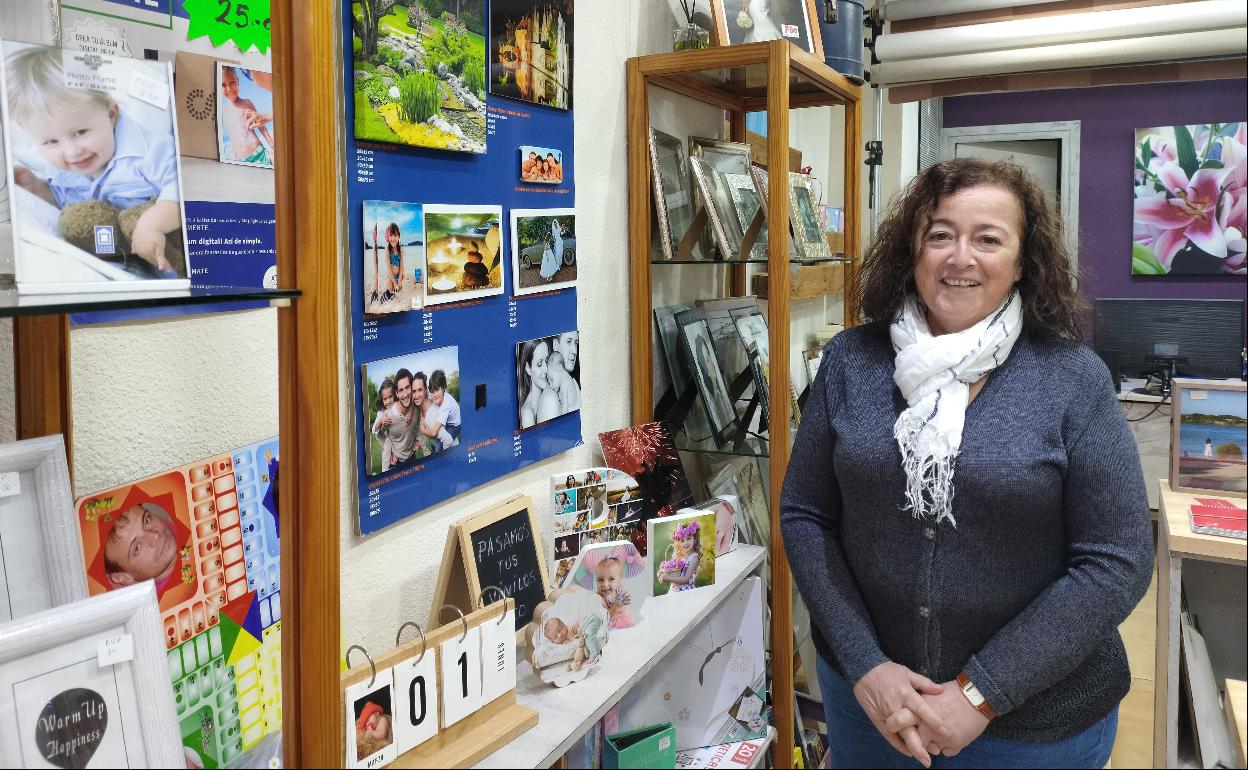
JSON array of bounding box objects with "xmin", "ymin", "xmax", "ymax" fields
[{"xmin": 858, "ymin": 157, "xmax": 1084, "ymax": 339}]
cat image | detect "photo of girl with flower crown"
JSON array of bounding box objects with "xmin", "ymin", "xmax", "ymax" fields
[{"xmin": 648, "ymin": 511, "xmax": 716, "ymax": 596}]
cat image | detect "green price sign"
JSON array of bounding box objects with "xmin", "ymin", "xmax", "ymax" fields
[{"xmin": 184, "ymin": 0, "xmax": 272, "ymax": 54}]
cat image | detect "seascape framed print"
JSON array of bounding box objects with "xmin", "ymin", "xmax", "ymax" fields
[
  {"xmin": 1133, "ymin": 122, "xmax": 1245, "ymax": 277},
  {"xmin": 709, "ymin": 0, "xmax": 824, "ymax": 57},
  {"xmin": 0, "ymin": 582, "xmax": 184, "ymax": 768},
  {"xmin": 1, "ymin": 41, "xmax": 192, "ymax": 294},
  {"xmin": 648, "ymin": 128, "xmax": 697, "ymax": 261},
  {"xmin": 516, "ymin": 330, "xmax": 582, "ymax": 430},
  {"xmin": 511, "ymin": 207, "xmax": 576, "ymax": 295},
  {"xmin": 520, "ymin": 145, "xmax": 565, "ymax": 185},
  {"xmin": 0, "ymin": 435, "xmax": 85, "ymax": 623},
  {"xmin": 350, "ymin": 0, "xmax": 487, "ymax": 153},
  {"xmin": 1169, "ymin": 378, "xmax": 1247, "ymax": 498},
  {"xmin": 490, "ymin": 0, "xmax": 573, "ymax": 110},
  {"xmin": 213, "ymin": 63, "xmax": 274, "ymax": 169},
  {"xmin": 422, "ymin": 204, "xmax": 503, "ymax": 306},
  {"xmin": 677, "ymin": 308, "xmax": 739, "ymax": 447},
  {"xmin": 788, "ymin": 172, "xmax": 833, "ymax": 261}
]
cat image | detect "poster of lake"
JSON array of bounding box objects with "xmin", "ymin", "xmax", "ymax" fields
[{"xmin": 1177, "ymin": 386, "xmax": 1247, "ymax": 494}]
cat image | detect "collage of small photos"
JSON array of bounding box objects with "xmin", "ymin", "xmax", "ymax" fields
[
  {"xmin": 550, "ymin": 468, "xmax": 648, "ymax": 586},
  {"xmin": 0, "ymin": 40, "xmax": 273, "ymax": 293}
]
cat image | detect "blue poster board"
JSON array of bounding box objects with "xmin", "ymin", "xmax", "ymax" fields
[{"xmin": 343, "ymin": 1, "xmax": 580, "ymax": 535}]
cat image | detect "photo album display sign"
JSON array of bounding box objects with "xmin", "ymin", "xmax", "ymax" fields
[
  {"xmin": 343, "ymin": 0, "xmax": 579, "ymax": 535},
  {"xmin": 73, "ymin": 438, "xmax": 282, "ymax": 767}
]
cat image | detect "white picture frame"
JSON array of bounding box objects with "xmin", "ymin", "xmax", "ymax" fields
[
  {"xmin": 0, "ymin": 41, "xmax": 193, "ymax": 294},
  {"xmin": 213, "ymin": 62, "xmax": 274, "ymax": 169},
  {"xmin": 0, "ymin": 434, "xmax": 86, "ymax": 623},
  {"xmin": 0, "ymin": 582, "xmax": 184, "ymax": 768}
]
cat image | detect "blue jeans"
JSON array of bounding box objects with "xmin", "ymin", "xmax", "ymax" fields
[{"xmin": 816, "ymin": 656, "xmax": 1117, "ymax": 769}]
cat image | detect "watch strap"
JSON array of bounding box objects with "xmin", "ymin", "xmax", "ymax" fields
[{"xmin": 956, "ymin": 671, "xmax": 998, "ymax": 721}]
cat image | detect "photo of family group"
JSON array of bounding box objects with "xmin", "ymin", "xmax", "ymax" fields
[
  {"xmin": 511, "ymin": 208, "xmax": 576, "ymax": 295},
  {"xmin": 516, "ymin": 330, "xmax": 581, "ymax": 430},
  {"xmin": 490, "ymin": 0, "xmax": 573, "ymax": 110},
  {"xmin": 215, "ymin": 63, "xmax": 274, "ymax": 169},
  {"xmin": 362, "ymin": 199, "xmax": 424, "ymax": 314},
  {"xmin": 361, "ymin": 346, "xmax": 462, "ymax": 476},
  {"xmin": 520, "ymin": 145, "xmax": 564, "ymax": 184},
  {"xmin": 423, "ymin": 204, "xmax": 503, "ymax": 305},
  {"xmin": 1, "ymin": 41, "xmax": 191, "ymax": 291}
]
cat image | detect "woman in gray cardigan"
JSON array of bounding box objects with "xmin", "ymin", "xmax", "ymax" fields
[{"xmin": 781, "ymin": 158, "xmax": 1153, "ymax": 769}]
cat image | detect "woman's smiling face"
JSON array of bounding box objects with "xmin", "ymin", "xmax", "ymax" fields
[
  {"xmin": 913, "ymin": 184, "xmax": 1023, "ymax": 336},
  {"xmin": 528, "ymin": 342, "xmax": 550, "ymax": 391}
]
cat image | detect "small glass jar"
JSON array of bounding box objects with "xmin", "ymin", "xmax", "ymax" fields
[{"xmin": 673, "ymin": 24, "xmax": 709, "ymax": 52}]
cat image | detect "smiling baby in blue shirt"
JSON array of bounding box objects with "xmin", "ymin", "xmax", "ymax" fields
[{"xmin": 5, "ymin": 46, "xmax": 181, "ymax": 275}]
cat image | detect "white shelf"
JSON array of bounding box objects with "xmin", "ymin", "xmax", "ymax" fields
[{"xmin": 474, "ymin": 544, "xmax": 769, "ymax": 769}]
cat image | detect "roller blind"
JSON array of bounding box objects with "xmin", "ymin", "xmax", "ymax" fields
[{"xmin": 872, "ymin": 0, "xmax": 1247, "ymax": 101}]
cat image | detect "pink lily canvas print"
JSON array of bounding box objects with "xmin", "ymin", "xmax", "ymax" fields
[{"xmin": 1133, "ymin": 122, "xmax": 1246, "ymax": 276}]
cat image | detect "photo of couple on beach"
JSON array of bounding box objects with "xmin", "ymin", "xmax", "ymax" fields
[{"xmin": 361, "ymin": 346, "xmax": 462, "ymax": 476}]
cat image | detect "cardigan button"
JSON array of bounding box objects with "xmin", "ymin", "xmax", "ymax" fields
[
  {"xmin": 918, "ymin": 606, "xmax": 931, "ymax": 618},
  {"xmin": 923, "ymin": 527, "xmax": 936, "ymax": 541}
]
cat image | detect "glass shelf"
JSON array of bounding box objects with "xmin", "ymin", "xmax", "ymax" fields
[
  {"xmin": 0, "ymin": 285, "xmax": 301, "ymax": 318},
  {"xmin": 651, "ymin": 255, "xmax": 851, "ymax": 266}
]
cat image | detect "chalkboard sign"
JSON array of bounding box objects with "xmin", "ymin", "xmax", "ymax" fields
[{"xmin": 429, "ymin": 495, "xmax": 550, "ymax": 636}]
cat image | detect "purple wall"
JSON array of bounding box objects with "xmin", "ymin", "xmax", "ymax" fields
[{"xmin": 943, "ymin": 80, "xmax": 1247, "ymax": 310}]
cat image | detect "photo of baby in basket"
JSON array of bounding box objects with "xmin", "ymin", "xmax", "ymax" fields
[
  {"xmin": 524, "ymin": 584, "xmax": 610, "ymax": 687},
  {"xmin": 570, "ymin": 541, "xmax": 648, "ymax": 630}
]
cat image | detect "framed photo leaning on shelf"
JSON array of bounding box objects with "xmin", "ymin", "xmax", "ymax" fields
[
  {"xmin": 677, "ymin": 308, "xmax": 740, "ymax": 447},
  {"xmin": 0, "ymin": 434, "xmax": 86, "ymax": 623},
  {"xmin": 690, "ymin": 137, "xmax": 753, "ymax": 260},
  {"xmin": 1169, "ymin": 378, "xmax": 1247, "ymax": 498},
  {"xmin": 648, "ymin": 128, "xmax": 699, "ymax": 261},
  {"xmin": 788, "ymin": 172, "xmax": 833, "ymax": 261},
  {"xmin": 0, "ymin": 582, "xmax": 184, "ymax": 768}
]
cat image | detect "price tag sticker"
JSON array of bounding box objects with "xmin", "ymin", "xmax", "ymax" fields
[
  {"xmin": 184, "ymin": 0, "xmax": 273, "ymax": 54},
  {"xmin": 479, "ymin": 608, "xmax": 517, "ymax": 705},
  {"xmin": 97, "ymin": 634, "xmax": 134, "ymax": 667},
  {"xmin": 0, "ymin": 471, "xmax": 19, "ymax": 498},
  {"xmin": 128, "ymin": 68, "xmax": 170, "ymax": 110},
  {"xmin": 439, "ymin": 625, "xmax": 482, "ymax": 727}
]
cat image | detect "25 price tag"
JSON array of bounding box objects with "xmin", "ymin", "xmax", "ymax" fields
[{"xmin": 184, "ymin": 0, "xmax": 273, "ymax": 54}]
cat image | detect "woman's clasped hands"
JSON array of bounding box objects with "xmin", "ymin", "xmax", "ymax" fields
[{"xmin": 853, "ymin": 662, "xmax": 990, "ymax": 767}]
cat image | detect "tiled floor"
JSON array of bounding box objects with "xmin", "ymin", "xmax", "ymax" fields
[{"xmin": 1111, "ymin": 569, "xmax": 1158, "ymax": 769}]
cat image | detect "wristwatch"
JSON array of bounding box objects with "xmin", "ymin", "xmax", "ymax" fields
[{"xmin": 956, "ymin": 672, "xmax": 998, "ymax": 721}]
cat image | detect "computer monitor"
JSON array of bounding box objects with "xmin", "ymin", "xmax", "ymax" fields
[{"xmin": 1093, "ymin": 298, "xmax": 1245, "ymax": 380}]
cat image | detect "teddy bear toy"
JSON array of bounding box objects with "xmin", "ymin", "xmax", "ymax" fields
[{"xmin": 58, "ymin": 198, "xmax": 186, "ymax": 278}]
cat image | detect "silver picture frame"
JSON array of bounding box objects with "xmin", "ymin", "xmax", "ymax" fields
[
  {"xmin": 648, "ymin": 128, "xmax": 698, "ymax": 261},
  {"xmin": 0, "ymin": 582, "xmax": 184, "ymax": 768},
  {"xmin": 0, "ymin": 434, "xmax": 85, "ymax": 623},
  {"xmin": 690, "ymin": 138, "xmax": 754, "ymax": 260},
  {"xmin": 788, "ymin": 172, "xmax": 834, "ymax": 262}
]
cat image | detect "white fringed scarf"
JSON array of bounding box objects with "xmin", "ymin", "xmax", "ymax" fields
[{"xmin": 890, "ymin": 291, "xmax": 1022, "ymax": 527}]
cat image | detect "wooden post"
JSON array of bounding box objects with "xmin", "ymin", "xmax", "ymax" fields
[
  {"xmin": 627, "ymin": 58, "xmax": 654, "ymax": 424},
  {"xmin": 765, "ymin": 39, "xmax": 795, "ymax": 770},
  {"xmin": 12, "ymin": 315, "xmax": 72, "ymax": 463},
  {"xmin": 271, "ymin": 0, "xmax": 341, "ymax": 764},
  {"xmin": 842, "ymin": 96, "xmax": 863, "ymax": 326}
]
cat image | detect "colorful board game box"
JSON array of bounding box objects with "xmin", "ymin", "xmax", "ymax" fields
[{"xmin": 76, "ymin": 438, "xmax": 281, "ymax": 768}]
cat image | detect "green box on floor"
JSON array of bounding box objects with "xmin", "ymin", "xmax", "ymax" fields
[{"xmin": 604, "ymin": 722, "xmax": 677, "ymax": 769}]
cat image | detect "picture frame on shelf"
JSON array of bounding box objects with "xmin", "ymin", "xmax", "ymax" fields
[
  {"xmin": 724, "ymin": 170, "xmax": 767, "ymax": 260},
  {"xmin": 676, "ymin": 308, "xmax": 739, "ymax": 448},
  {"xmin": 689, "ymin": 156, "xmax": 739, "ymax": 263},
  {"xmin": 788, "ymin": 173, "xmax": 833, "ymax": 261},
  {"xmin": 1168, "ymin": 378, "xmax": 1247, "ymax": 498},
  {"xmin": 708, "ymin": 0, "xmax": 824, "ymax": 58},
  {"xmin": 706, "ymin": 458, "xmax": 770, "ymax": 547},
  {"xmin": 0, "ymin": 582, "xmax": 184, "ymax": 768},
  {"xmin": 648, "ymin": 128, "xmax": 699, "ymax": 261},
  {"xmin": 0, "ymin": 434, "xmax": 85, "ymax": 623},
  {"xmin": 690, "ymin": 137, "xmax": 753, "ymax": 260}
]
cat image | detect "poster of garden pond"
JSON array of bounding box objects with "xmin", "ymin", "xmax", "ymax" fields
[{"xmin": 351, "ymin": 0, "xmax": 488, "ymax": 153}]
